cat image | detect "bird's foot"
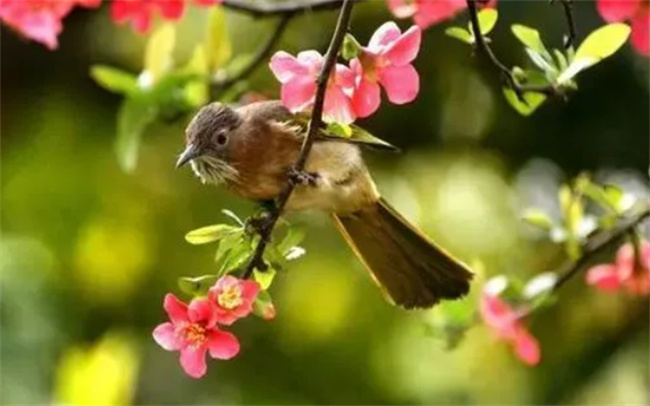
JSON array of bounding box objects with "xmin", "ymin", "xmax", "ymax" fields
[
  {"xmin": 246, "ymin": 207, "xmax": 275, "ymax": 236},
  {"xmin": 288, "ymin": 166, "xmax": 319, "ymax": 187}
]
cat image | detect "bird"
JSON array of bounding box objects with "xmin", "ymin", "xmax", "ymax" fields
[{"xmin": 176, "ymin": 100, "xmax": 473, "ymax": 309}]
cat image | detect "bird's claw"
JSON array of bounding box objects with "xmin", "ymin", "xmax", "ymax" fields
[{"xmin": 288, "ymin": 167, "xmax": 319, "ymax": 187}]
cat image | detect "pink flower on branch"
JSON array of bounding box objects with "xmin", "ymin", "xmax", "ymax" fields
[
  {"xmin": 201, "ymin": 275, "xmax": 260, "ymax": 326},
  {"xmin": 586, "ymin": 240, "xmax": 650, "ymax": 295},
  {"xmin": 153, "ymin": 294, "xmax": 240, "ymax": 378},
  {"xmin": 597, "ymin": 0, "xmax": 649, "ymax": 56},
  {"xmin": 350, "ymin": 22, "xmax": 421, "ymax": 118},
  {"xmin": 479, "ymin": 288, "xmax": 541, "ymax": 366},
  {"xmin": 270, "ymin": 50, "xmax": 357, "ymax": 124},
  {"xmin": 0, "ymin": 0, "xmax": 101, "ymax": 50},
  {"xmin": 386, "ymin": 0, "xmax": 467, "ymax": 29},
  {"xmin": 111, "ymin": 0, "xmax": 220, "ymax": 34}
]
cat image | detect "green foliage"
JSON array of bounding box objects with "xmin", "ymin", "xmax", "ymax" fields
[
  {"xmin": 90, "ymin": 66, "xmax": 138, "ymax": 95},
  {"xmin": 115, "ymin": 97, "xmax": 157, "ymax": 172},
  {"xmin": 521, "ymin": 208, "xmax": 554, "ymax": 230},
  {"xmin": 178, "ymin": 275, "xmax": 219, "ymax": 297},
  {"xmin": 511, "ymin": 24, "xmax": 546, "ymax": 54},
  {"xmin": 144, "ymin": 23, "xmax": 176, "ymax": 85},
  {"xmin": 341, "ymin": 33, "xmax": 362, "ymax": 60},
  {"xmin": 445, "ymin": 27, "xmax": 473, "ymax": 44},
  {"xmin": 185, "ymin": 224, "xmax": 242, "ymax": 245},
  {"xmin": 205, "ymin": 6, "xmax": 232, "ymax": 72},
  {"xmin": 446, "ymin": 8, "xmax": 498, "ymax": 44}
]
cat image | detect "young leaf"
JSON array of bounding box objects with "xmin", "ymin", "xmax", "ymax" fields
[
  {"xmin": 476, "ymin": 8, "xmax": 498, "ymax": 35},
  {"xmin": 144, "ymin": 23, "xmax": 176, "ymax": 85},
  {"xmin": 205, "ymin": 6, "xmax": 232, "ymax": 71},
  {"xmin": 278, "ymin": 227, "xmax": 306, "ymax": 254},
  {"xmin": 222, "ymin": 209, "xmax": 245, "ymax": 226},
  {"xmin": 185, "ymin": 224, "xmax": 241, "ymax": 245},
  {"xmin": 521, "ymin": 209, "xmax": 554, "ymax": 230},
  {"xmin": 446, "ymin": 26, "xmax": 473, "ymax": 44},
  {"xmin": 214, "ymin": 231, "xmax": 244, "ymax": 264},
  {"xmin": 178, "ymin": 275, "xmax": 219, "ymax": 296},
  {"xmin": 557, "ymin": 23, "xmax": 631, "ymax": 84},
  {"xmin": 252, "ymin": 289, "xmax": 276, "ymax": 320},
  {"xmin": 553, "ymin": 49, "xmax": 569, "ymax": 72},
  {"xmin": 342, "ymin": 33, "xmax": 362, "ymax": 60},
  {"xmin": 253, "ymin": 268, "xmax": 277, "ymax": 290},
  {"xmin": 511, "ymin": 24, "xmax": 546, "ymax": 53},
  {"xmin": 218, "ymin": 240, "xmax": 253, "ymax": 274},
  {"xmin": 326, "ymin": 121, "xmax": 353, "ymax": 138},
  {"xmin": 115, "ymin": 97, "xmax": 157, "ymax": 172},
  {"xmin": 503, "ymin": 88, "xmax": 546, "ymax": 116},
  {"xmin": 285, "ymin": 246, "xmax": 306, "ymax": 261},
  {"xmin": 90, "ymin": 65, "xmax": 138, "ymax": 95},
  {"xmin": 182, "ymin": 46, "xmax": 209, "ymax": 107}
]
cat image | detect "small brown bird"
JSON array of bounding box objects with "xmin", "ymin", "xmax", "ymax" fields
[{"xmin": 177, "ymin": 100, "xmax": 472, "ymax": 309}]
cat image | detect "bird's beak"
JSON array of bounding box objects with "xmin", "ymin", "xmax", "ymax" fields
[{"xmin": 176, "ymin": 144, "xmax": 201, "ymax": 168}]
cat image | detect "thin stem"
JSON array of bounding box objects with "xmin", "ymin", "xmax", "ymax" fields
[
  {"xmin": 241, "ymin": 0, "xmax": 355, "ymax": 278},
  {"xmin": 211, "ymin": 14, "xmax": 293, "ymax": 98},
  {"xmin": 465, "ymin": 0, "xmax": 558, "ymax": 98},
  {"xmin": 558, "ymin": 0, "xmax": 577, "ymax": 50},
  {"xmin": 221, "ymin": 0, "xmax": 351, "ymax": 17}
]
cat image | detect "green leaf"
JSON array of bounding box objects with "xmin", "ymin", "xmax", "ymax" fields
[
  {"xmin": 342, "ymin": 33, "xmax": 362, "ymax": 60},
  {"xmin": 264, "ymin": 245, "xmax": 288, "ymax": 271},
  {"xmin": 221, "ymin": 209, "xmax": 245, "ymax": 226},
  {"xmin": 521, "ymin": 209, "xmax": 554, "ymax": 230},
  {"xmin": 115, "ymin": 97, "xmax": 157, "ymax": 172},
  {"xmin": 476, "ymin": 8, "xmax": 498, "ymax": 35},
  {"xmin": 278, "ymin": 227, "xmax": 306, "ymax": 254},
  {"xmin": 522, "ymin": 272, "xmax": 557, "ymax": 299},
  {"xmin": 252, "ymin": 290, "xmax": 276, "ymax": 320},
  {"xmin": 214, "ymin": 231, "xmax": 244, "ymax": 263},
  {"xmin": 205, "ymin": 6, "xmax": 232, "ymax": 71},
  {"xmin": 511, "ymin": 24, "xmax": 546, "ymax": 53},
  {"xmin": 178, "ymin": 275, "xmax": 219, "ymax": 296},
  {"xmin": 218, "ymin": 240, "xmax": 253, "ymax": 274},
  {"xmin": 326, "ymin": 122, "xmax": 353, "ymax": 138},
  {"xmin": 144, "ymin": 23, "xmax": 176, "ymax": 85},
  {"xmin": 253, "ymin": 268, "xmax": 276, "ymax": 290},
  {"xmin": 553, "ymin": 49, "xmax": 569, "ymax": 72},
  {"xmin": 182, "ymin": 45, "xmax": 209, "ymax": 107},
  {"xmin": 90, "ymin": 65, "xmax": 138, "ymax": 95},
  {"xmin": 525, "ymin": 48, "xmax": 557, "ymax": 75},
  {"xmin": 557, "ymin": 23, "xmax": 630, "ymax": 84},
  {"xmin": 503, "ymin": 87, "xmax": 546, "ymax": 116},
  {"xmin": 185, "ymin": 224, "xmax": 241, "ymax": 245},
  {"xmin": 445, "ymin": 26, "xmax": 473, "ymax": 44}
]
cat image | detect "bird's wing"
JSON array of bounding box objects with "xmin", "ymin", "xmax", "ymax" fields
[{"xmin": 285, "ymin": 113, "xmax": 400, "ymax": 153}]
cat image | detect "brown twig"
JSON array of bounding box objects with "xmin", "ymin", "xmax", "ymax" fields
[
  {"xmin": 241, "ymin": 0, "xmax": 355, "ymax": 278},
  {"xmin": 557, "ymin": 0, "xmax": 577, "ymax": 50},
  {"xmin": 466, "ymin": 0, "xmax": 559, "ymax": 99},
  {"xmin": 211, "ymin": 13, "xmax": 293, "ymax": 99}
]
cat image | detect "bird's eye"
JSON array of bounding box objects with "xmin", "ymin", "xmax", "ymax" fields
[{"xmin": 216, "ymin": 132, "xmax": 228, "ymax": 146}]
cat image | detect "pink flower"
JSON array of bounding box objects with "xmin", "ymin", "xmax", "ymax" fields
[
  {"xmin": 269, "ymin": 50, "xmax": 357, "ymax": 124},
  {"xmin": 386, "ymin": 0, "xmax": 467, "ymax": 29},
  {"xmin": 153, "ymin": 293, "xmax": 240, "ymax": 378},
  {"xmin": 0, "ymin": 0, "xmax": 101, "ymax": 50},
  {"xmin": 350, "ymin": 22, "xmax": 421, "ymax": 118},
  {"xmin": 111, "ymin": 0, "xmax": 219, "ymax": 34},
  {"xmin": 597, "ymin": 0, "xmax": 649, "ymax": 56},
  {"xmin": 586, "ymin": 240, "xmax": 650, "ymax": 295},
  {"xmin": 200, "ymin": 275, "xmax": 260, "ymax": 326},
  {"xmin": 480, "ymin": 290, "xmax": 541, "ymax": 366}
]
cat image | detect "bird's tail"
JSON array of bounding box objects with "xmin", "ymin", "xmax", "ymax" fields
[{"xmin": 332, "ymin": 199, "xmax": 473, "ymax": 309}]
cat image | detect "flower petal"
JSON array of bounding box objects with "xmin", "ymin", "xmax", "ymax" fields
[
  {"xmin": 270, "ymin": 51, "xmax": 309, "ymax": 83},
  {"xmin": 153, "ymin": 322, "xmax": 181, "ymax": 351},
  {"xmin": 386, "ymin": 0, "xmax": 417, "ymax": 19},
  {"xmin": 378, "ymin": 64, "xmax": 420, "ymax": 104},
  {"xmin": 240, "ymin": 280, "xmax": 261, "ymax": 303},
  {"xmin": 281, "ymin": 76, "xmax": 317, "ymax": 113},
  {"xmin": 334, "ymin": 63, "xmax": 357, "ymax": 94},
  {"xmin": 154, "ymin": 0, "xmax": 185, "ymax": 20},
  {"xmin": 323, "ymin": 85, "xmax": 356, "ymax": 124},
  {"xmin": 513, "ymin": 328, "xmax": 541, "ymax": 366},
  {"xmin": 479, "ymin": 293, "xmax": 519, "ymax": 339},
  {"xmin": 297, "ymin": 50, "xmax": 324, "ymax": 75},
  {"xmin": 585, "ymin": 264, "xmax": 622, "ymax": 290},
  {"xmin": 188, "ymin": 297, "xmax": 215, "ymax": 326},
  {"xmin": 616, "ymin": 243, "xmax": 636, "ymax": 280},
  {"xmin": 368, "ymin": 21, "xmax": 402, "ymax": 52},
  {"xmin": 631, "ymin": 8, "xmax": 649, "ymax": 56},
  {"xmin": 596, "ymin": 0, "xmax": 641, "ymax": 22},
  {"xmin": 207, "ymin": 330, "xmax": 240, "ymax": 360},
  {"xmin": 385, "ymin": 25, "xmax": 422, "ymax": 66},
  {"xmin": 414, "ymin": 0, "xmax": 467, "ymax": 29},
  {"xmin": 179, "ymin": 346, "xmax": 208, "ymax": 378},
  {"xmin": 352, "ymin": 76, "xmax": 381, "ymax": 118},
  {"xmin": 163, "ymin": 294, "xmax": 189, "ymax": 324}
]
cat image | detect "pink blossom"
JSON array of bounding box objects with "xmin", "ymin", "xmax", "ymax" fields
[
  {"xmin": 597, "ymin": 0, "xmax": 649, "ymax": 56},
  {"xmin": 153, "ymin": 294, "xmax": 239, "ymax": 378},
  {"xmin": 111, "ymin": 0, "xmax": 219, "ymax": 34},
  {"xmin": 269, "ymin": 50, "xmax": 357, "ymax": 124},
  {"xmin": 198, "ymin": 275, "xmax": 260, "ymax": 326},
  {"xmin": 386, "ymin": 0, "xmax": 467, "ymax": 29},
  {"xmin": 0, "ymin": 0, "xmax": 101, "ymax": 50},
  {"xmin": 586, "ymin": 240, "xmax": 650, "ymax": 295},
  {"xmin": 350, "ymin": 22, "xmax": 421, "ymax": 118},
  {"xmin": 480, "ymin": 290, "xmax": 541, "ymax": 366}
]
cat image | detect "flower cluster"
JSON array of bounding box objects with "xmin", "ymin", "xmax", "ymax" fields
[
  {"xmin": 479, "ymin": 278, "xmax": 541, "ymax": 366},
  {"xmin": 153, "ymin": 275, "xmax": 261, "ymax": 378},
  {"xmin": 269, "ymin": 22, "xmax": 422, "ymax": 124},
  {"xmin": 385, "ymin": 0, "xmax": 496, "ymax": 30},
  {"xmin": 586, "ymin": 240, "xmax": 650, "ymax": 295},
  {"xmin": 0, "ymin": 0, "xmax": 219, "ymax": 50},
  {"xmin": 596, "ymin": 0, "xmax": 649, "ymax": 56}
]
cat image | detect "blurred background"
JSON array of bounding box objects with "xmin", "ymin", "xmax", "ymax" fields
[{"xmin": 1, "ymin": 1, "xmax": 649, "ymax": 405}]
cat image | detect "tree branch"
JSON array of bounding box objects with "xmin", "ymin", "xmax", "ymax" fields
[
  {"xmin": 241, "ymin": 0, "xmax": 355, "ymax": 279},
  {"xmin": 466, "ymin": 0, "xmax": 558, "ymax": 99},
  {"xmin": 220, "ymin": 0, "xmax": 351, "ymax": 17},
  {"xmin": 211, "ymin": 13, "xmax": 293, "ymax": 99},
  {"xmin": 556, "ymin": 0, "xmax": 577, "ymax": 50},
  {"xmin": 552, "ymin": 205, "xmax": 650, "ymax": 292}
]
